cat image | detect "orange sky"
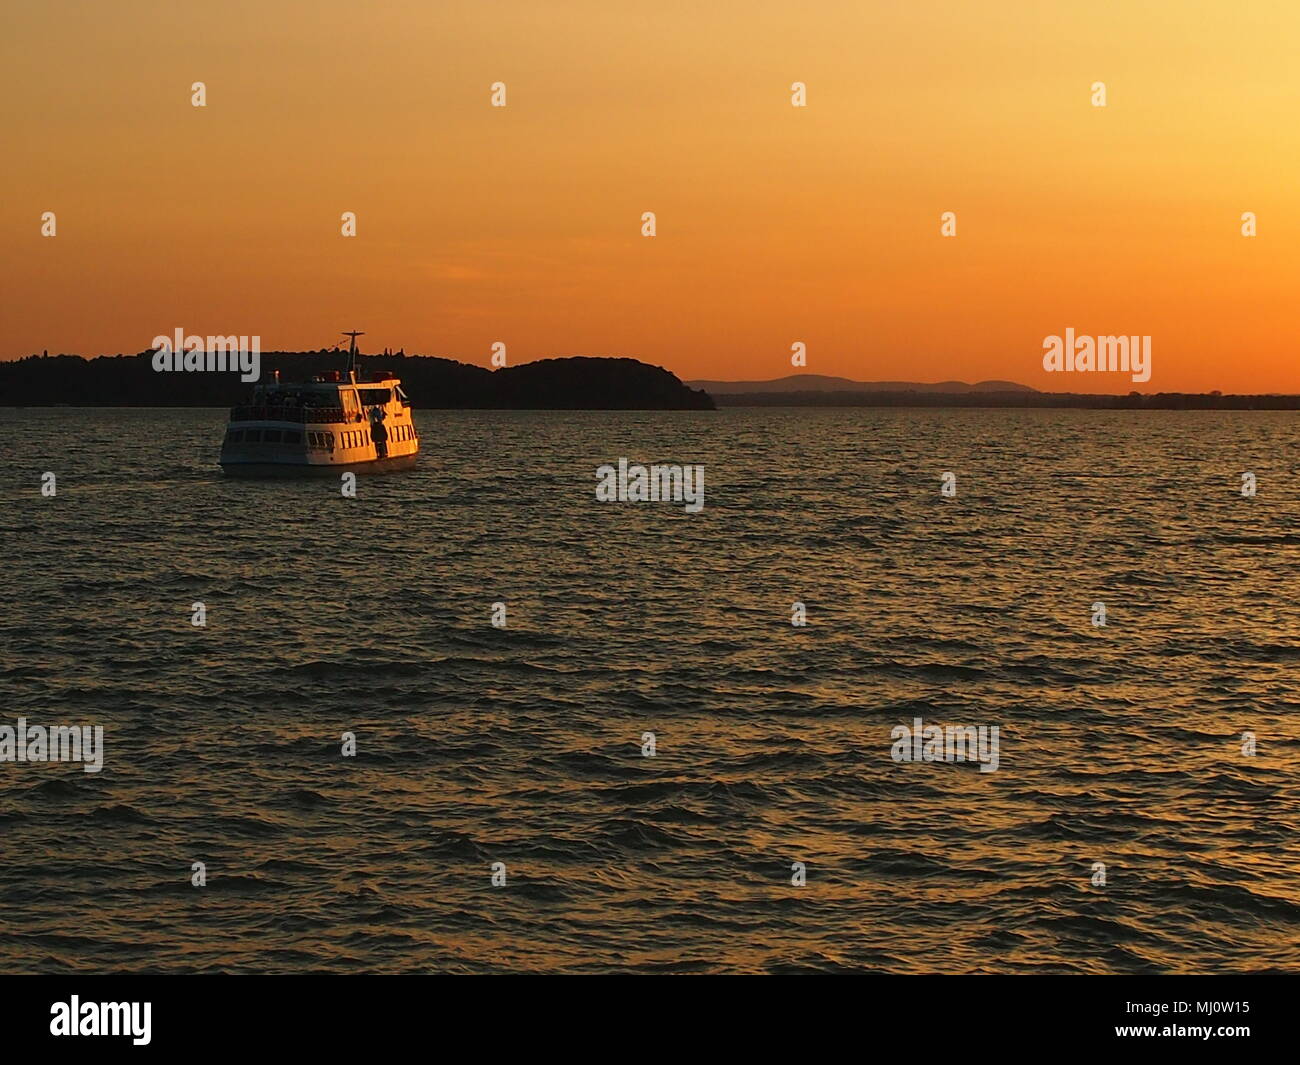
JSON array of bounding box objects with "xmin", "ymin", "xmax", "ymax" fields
[{"xmin": 4, "ymin": 0, "xmax": 1299, "ymax": 392}]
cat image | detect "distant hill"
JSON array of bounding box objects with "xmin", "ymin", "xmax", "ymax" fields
[
  {"xmin": 701, "ymin": 389, "xmax": 1300, "ymax": 409},
  {"xmin": 684, "ymin": 374, "xmax": 1300, "ymax": 408},
  {"xmin": 686, "ymin": 374, "xmax": 1038, "ymax": 394},
  {"xmin": 0, "ymin": 352, "xmax": 715, "ymax": 410}
]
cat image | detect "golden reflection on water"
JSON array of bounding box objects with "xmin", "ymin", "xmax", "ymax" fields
[{"xmin": 2, "ymin": 408, "xmax": 1299, "ymax": 972}]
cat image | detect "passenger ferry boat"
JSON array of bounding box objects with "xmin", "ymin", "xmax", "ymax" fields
[{"xmin": 219, "ymin": 332, "xmax": 419, "ymax": 476}]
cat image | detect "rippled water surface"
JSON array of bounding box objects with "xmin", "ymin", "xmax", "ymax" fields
[{"xmin": 2, "ymin": 406, "xmax": 1299, "ymax": 973}]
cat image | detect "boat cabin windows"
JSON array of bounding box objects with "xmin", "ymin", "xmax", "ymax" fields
[
  {"xmin": 307, "ymin": 431, "xmax": 333, "ymax": 451},
  {"xmin": 227, "ymin": 427, "xmax": 308, "ymax": 446},
  {"xmin": 339, "ymin": 389, "xmax": 361, "ymax": 420},
  {"xmin": 338, "ymin": 429, "xmax": 373, "ymax": 449},
  {"xmin": 358, "ymin": 388, "xmax": 391, "ymax": 407}
]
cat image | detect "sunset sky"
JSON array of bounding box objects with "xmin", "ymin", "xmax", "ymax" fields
[{"xmin": 4, "ymin": 0, "xmax": 1299, "ymax": 392}]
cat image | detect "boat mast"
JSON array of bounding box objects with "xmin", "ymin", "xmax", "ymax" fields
[{"xmin": 343, "ymin": 330, "xmax": 365, "ymax": 383}]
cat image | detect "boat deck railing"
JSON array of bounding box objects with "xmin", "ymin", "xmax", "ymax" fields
[{"xmin": 229, "ymin": 404, "xmax": 361, "ymax": 424}]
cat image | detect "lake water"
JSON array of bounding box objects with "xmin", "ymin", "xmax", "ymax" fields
[{"xmin": 1, "ymin": 406, "xmax": 1298, "ymax": 973}]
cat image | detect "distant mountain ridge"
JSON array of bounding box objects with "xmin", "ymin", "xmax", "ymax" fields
[{"xmin": 687, "ymin": 374, "xmax": 1038, "ymax": 394}]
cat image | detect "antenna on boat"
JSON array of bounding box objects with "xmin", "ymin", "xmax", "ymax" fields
[{"xmin": 343, "ymin": 330, "xmax": 365, "ymax": 382}]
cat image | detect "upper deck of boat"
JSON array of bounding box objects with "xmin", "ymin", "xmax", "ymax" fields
[{"xmin": 229, "ymin": 371, "xmax": 411, "ymax": 426}]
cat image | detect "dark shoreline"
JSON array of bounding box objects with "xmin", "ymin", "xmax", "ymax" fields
[
  {"xmin": 6, "ymin": 399, "xmax": 1298, "ymax": 412},
  {"xmin": 0, "ymin": 352, "xmax": 715, "ymax": 411},
  {"xmin": 4, "ymin": 351, "xmax": 1295, "ymax": 409}
]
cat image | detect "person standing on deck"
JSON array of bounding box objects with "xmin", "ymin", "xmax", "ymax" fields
[{"xmin": 370, "ymin": 406, "xmax": 389, "ymax": 459}]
